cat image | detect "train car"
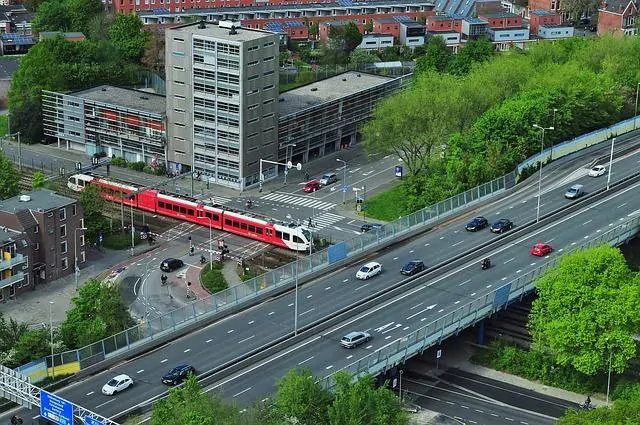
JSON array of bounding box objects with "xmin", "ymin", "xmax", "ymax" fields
[
  {"xmin": 219, "ymin": 210, "xmax": 310, "ymax": 251},
  {"xmin": 68, "ymin": 174, "xmax": 95, "ymax": 192}
]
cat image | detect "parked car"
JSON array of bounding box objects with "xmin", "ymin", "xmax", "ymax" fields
[
  {"xmin": 303, "ymin": 180, "xmax": 321, "ymax": 193},
  {"xmin": 355, "ymin": 261, "xmax": 382, "ymax": 280},
  {"xmin": 162, "ymin": 364, "xmax": 195, "ymax": 386},
  {"xmin": 319, "ymin": 172, "xmax": 337, "ymax": 186},
  {"xmin": 102, "ymin": 374, "xmax": 133, "ymax": 395},
  {"xmin": 490, "ymin": 219, "xmax": 513, "ymax": 234},
  {"xmin": 401, "ymin": 260, "xmax": 425, "ymax": 276},
  {"xmin": 160, "ymin": 258, "xmax": 184, "ymax": 272},
  {"xmin": 589, "ymin": 165, "xmax": 606, "ymax": 177},
  {"xmin": 340, "ymin": 331, "xmax": 371, "ymax": 348},
  {"xmin": 531, "ymin": 243, "xmax": 553, "ymax": 257},
  {"xmin": 361, "ymin": 223, "xmax": 382, "ymax": 233},
  {"xmin": 465, "ymin": 216, "xmax": 488, "ymax": 232}
]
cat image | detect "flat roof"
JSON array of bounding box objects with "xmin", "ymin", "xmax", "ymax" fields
[
  {"xmin": 0, "ymin": 189, "xmax": 75, "ymax": 214},
  {"xmin": 70, "ymin": 85, "xmax": 166, "ymax": 115},
  {"xmin": 401, "ymin": 21, "xmax": 426, "ymax": 27},
  {"xmin": 278, "ymin": 71, "xmax": 393, "ymax": 117},
  {"xmin": 464, "ymin": 17, "xmax": 488, "ymax": 24},
  {"xmin": 168, "ymin": 20, "xmax": 275, "ymax": 42},
  {"xmin": 479, "ymin": 11, "xmax": 521, "ymax": 18},
  {"xmin": 539, "ymin": 23, "xmax": 574, "ymax": 28}
]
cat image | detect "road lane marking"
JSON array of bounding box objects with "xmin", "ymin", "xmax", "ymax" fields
[
  {"xmin": 393, "ymin": 257, "xmax": 399, "ymax": 260},
  {"xmin": 346, "ymin": 355, "xmax": 353, "ymax": 359},
  {"xmin": 410, "ymin": 302, "xmax": 424, "ymax": 309},
  {"xmin": 458, "ymin": 279, "xmax": 470, "ymax": 286},
  {"xmin": 95, "ymin": 400, "xmax": 114, "ymax": 408},
  {"xmin": 452, "ymin": 240, "xmax": 464, "ymax": 247},
  {"xmin": 288, "ymin": 303, "xmax": 294, "ymax": 307},
  {"xmin": 248, "ymin": 321, "xmax": 255, "ymax": 325},
  {"xmin": 409, "ymin": 249, "xmax": 414, "ymax": 253},
  {"xmin": 86, "ymin": 391, "xmax": 94, "ymax": 396},
  {"xmin": 618, "ymin": 202, "xmax": 628, "ymax": 208},
  {"xmin": 325, "ymin": 365, "xmax": 333, "ymax": 370},
  {"xmin": 381, "ymin": 324, "xmax": 402, "ymax": 334},
  {"xmin": 136, "ymin": 369, "xmax": 144, "ymax": 374},
  {"xmin": 161, "ymin": 359, "xmax": 168, "ymax": 363},
  {"xmin": 306, "ymin": 294, "xmax": 313, "ymax": 299},
  {"xmin": 227, "ymin": 329, "xmax": 234, "ymax": 334},
  {"xmin": 355, "ymin": 283, "xmax": 369, "ymax": 291},
  {"xmin": 300, "ymin": 308, "xmax": 315, "ymax": 316},
  {"xmin": 268, "ymin": 311, "xmax": 275, "ymax": 315},
  {"xmin": 232, "ymin": 387, "xmax": 252, "ymax": 398},
  {"xmin": 183, "ymin": 349, "xmax": 191, "ymax": 353},
  {"xmin": 375, "ymin": 322, "xmax": 395, "ymax": 332},
  {"xmin": 298, "ymin": 356, "xmax": 314, "ymax": 365},
  {"xmin": 583, "ymin": 219, "xmax": 592, "ymax": 225},
  {"xmin": 343, "ymin": 278, "xmax": 349, "ymax": 283},
  {"xmin": 238, "ymin": 335, "xmax": 255, "ymax": 344},
  {"xmin": 406, "ymin": 304, "xmax": 437, "ymax": 320},
  {"xmin": 325, "ymin": 286, "xmax": 331, "ymax": 290},
  {"xmin": 503, "ymin": 257, "xmax": 515, "ymax": 264}
]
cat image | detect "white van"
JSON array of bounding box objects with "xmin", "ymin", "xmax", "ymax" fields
[{"xmin": 565, "ymin": 184, "xmax": 584, "ymax": 199}]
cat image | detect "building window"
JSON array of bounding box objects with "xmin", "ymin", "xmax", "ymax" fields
[
  {"xmin": 8, "ymin": 284, "xmax": 15, "ymax": 297},
  {"xmin": 80, "ymin": 235, "xmax": 85, "ymax": 246},
  {"xmin": 59, "ymin": 208, "xmax": 66, "ymax": 221},
  {"xmin": 35, "ymin": 243, "xmax": 40, "ymax": 250},
  {"xmin": 61, "ymin": 241, "xmax": 68, "ymax": 254},
  {"xmin": 34, "ymin": 225, "xmax": 39, "ymax": 234},
  {"xmin": 248, "ymin": 60, "xmax": 258, "ymax": 66},
  {"xmin": 61, "ymin": 257, "xmax": 68, "ymax": 270},
  {"xmin": 72, "ymin": 204, "xmax": 77, "ymax": 216},
  {"xmin": 60, "ymin": 224, "xmax": 67, "ymax": 237},
  {"xmin": 80, "ymin": 218, "xmax": 84, "ymax": 228},
  {"xmin": 80, "ymin": 251, "xmax": 86, "ymax": 263}
]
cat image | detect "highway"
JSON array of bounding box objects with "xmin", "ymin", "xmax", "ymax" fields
[{"xmin": 4, "ymin": 146, "xmax": 640, "ymax": 422}]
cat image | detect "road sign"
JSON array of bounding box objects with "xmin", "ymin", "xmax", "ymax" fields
[
  {"xmin": 84, "ymin": 417, "xmax": 104, "ymax": 425},
  {"xmin": 342, "ymin": 184, "xmax": 349, "ymax": 193},
  {"xmin": 40, "ymin": 390, "xmax": 73, "ymax": 425},
  {"xmin": 436, "ymin": 349, "xmax": 442, "ymax": 359},
  {"xmin": 395, "ymin": 165, "xmax": 403, "ymax": 178},
  {"xmin": 98, "ymin": 233, "xmax": 103, "ymax": 243}
]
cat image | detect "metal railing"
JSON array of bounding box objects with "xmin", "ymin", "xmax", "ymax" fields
[{"xmin": 318, "ymin": 209, "xmax": 640, "ymax": 390}]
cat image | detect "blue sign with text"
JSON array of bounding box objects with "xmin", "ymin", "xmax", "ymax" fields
[
  {"xmin": 40, "ymin": 390, "xmax": 73, "ymax": 425},
  {"xmin": 84, "ymin": 416, "xmax": 104, "ymax": 425},
  {"xmin": 342, "ymin": 184, "xmax": 349, "ymax": 193}
]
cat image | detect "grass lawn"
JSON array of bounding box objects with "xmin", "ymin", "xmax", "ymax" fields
[{"xmin": 363, "ymin": 184, "xmax": 407, "ymax": 222}]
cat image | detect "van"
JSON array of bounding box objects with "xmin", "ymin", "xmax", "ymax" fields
[
  {"xmin": 319, "ymin": 172, "xmax": 337, "ymax": 186},
  {"xmin": 564, "ymin": 184, "xmax": 584, "ymax": 199}
]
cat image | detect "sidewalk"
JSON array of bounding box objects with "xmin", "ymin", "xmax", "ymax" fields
[{"xmin": 0, "ymin": 243, "xmax": 157, "ymax": 326}]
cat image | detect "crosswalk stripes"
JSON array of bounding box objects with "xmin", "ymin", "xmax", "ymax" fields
[
  {"xmin": 309, "ymin": 212, "xmax": 345, "ymax": 229},
  {"xmin": 259, "ymin": 192, "xmax": 336, "ymax": 211}
]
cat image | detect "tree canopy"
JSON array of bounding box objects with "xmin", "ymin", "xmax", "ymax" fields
[
  {"xmin": 109, "ymin": 13, "xmax": 150, "ymax": 62},
  {"xmin": 79, "ymin": 183, "xmax": 109, "ymax": 240},
  {"xmin": 529, "ymin": 244, "xmax": 640, "ymax": 376},
  {"xmin": 32, "ymin": 0, "xmax": 102, "ymax": 34},
  {"xmin": 0, "ymin": 150, "xmax": 19, "ymax": 200}
]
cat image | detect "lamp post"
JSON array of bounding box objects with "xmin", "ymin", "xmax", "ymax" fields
[
  {"xmin": 284, "ymin": 143, "xmax": 297, "ymax": 184},
  {"xmin": 634, "ymin": 82, "xmax": 640, "ymax": 130},
  {"xmin": 533, "ymin": 124, "xmax": 554, "ymax": 223},
  {"xmin": 549, "ymin": 108, "xmax": 558, "ymax": 161},
  {"xmin": 49, "ymin": 301, "xmax": 54, "ymax": 378},
  {"xmin": 74, "ymin": 227, "xmax": 87, "ymax": 290},
  {"xmin": 6, "ymin": 131, "xmax": 21, "ymax": 172},
  {"xmin": 294, "ymin": 259, "xmax": 299, "ymax": 336},
  {"xmin": 143, "ymin": 257, "xmax": 157, "ymax": 320},
  {"xmin": 130, "ymin": 202, "xmax": 135, "ymax": 257},
  {"xmin": 207, "ymin": 217, "xmax": 213, "ymax": 270},
  {"xmin": 606, "ymin": 349, "xmax": 613, "ymax": 406},
  {"xmin": 606, "ymin": 137, "xmax": 615, "ymax": 191},
  {"xmin": 399, "ymin": 370, "xmax": 404, "ymax": 403},
  {"xmin": 259, "ymin": 158, "xmax": 302, "ymax": 193},
  {"xmin": 336, "ymin": 158, "xmax": 347, "ymax": 204}
]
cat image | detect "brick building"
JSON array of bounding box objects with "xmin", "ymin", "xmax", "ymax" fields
[{"xmin": 598, "ymin": 0, "xmax": 638, "ymax": 35}]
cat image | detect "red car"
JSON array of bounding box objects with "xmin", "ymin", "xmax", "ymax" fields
[
  {"xmin": 530, "ymin": 243, "xmax": 553, "ymax": 256},
  {"xmin": 303, "ymin": 180, "xmax": 320, "ymax": 193}
]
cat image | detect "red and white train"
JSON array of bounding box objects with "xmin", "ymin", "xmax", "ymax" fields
[{"xmin": 67, "ymin": 173, "xmax": 311, "ymax": 251}]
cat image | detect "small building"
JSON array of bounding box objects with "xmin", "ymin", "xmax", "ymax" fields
[
  {"xmin": 427, "ymin": 15, "xmax": 463, "ymax": 33},
  {"xmin": 373, "ymin": 16, "xmax": 413, "ymax": 39},
  {"xmin": 528, "ymin": 0, "xmax": 567, "ymax": 21},
  {"xmin": 478, "ymin": 11, "xmax": 524, "ymax": 28},
  {"xmin": 0, "ymin": 189, "xmax": 85, "ymax": 300},
  {"xmin": 0, "ymin": 32, "xmax": 34, "ymax": 55},
  {"xmin": 264, "ymin": 21, "xmax": 309, "ymax": 41},
  {"xmin": 598, "ymin": 0, "xmax": 638, "ymax": 35},
  {"xmin": 358, "ymin": 33, "xmax": 394, "ymax": 49},
  {"xmin": 38, "ymin": 31, "xmax": 86, "ymax": 42},
  {"xmin": 474, "ymin": 0, "xmax": 506, "ymax": 16},
  {"xmin": 529, "ymin": 9, "xmax": 562, "ymax": 33},
  {"xmin": 427, "ymin": 31, "xmax": 461, "ymax": 46},
  {"xmin": 462, "ymin": 17, "xmax": 489, "ymax": 38},
  {"xmin": 537, "ymin": 23, "xmax": 575, "ymax": 38},
  {"xmin": 486, "ymin": 26, "xmax": 530, "ymax": 41},
  {"xmin": 399, "ymin": 21, "xmax": 426, "ymax": 47},
  {"xmin": 41, "ymin": 86, "xmax": 167, "ymax": 166},
  {"xmin": 501, "ymin": 0, "xmax": 528, "ymax": 17},
  {"xmin": 0, "ymin": 5, "xmax": 34, "ymax": 35}
]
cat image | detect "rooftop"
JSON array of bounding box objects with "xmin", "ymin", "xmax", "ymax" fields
[
  {"xmin": 529, "ymin": 8, "xmax": 559, "ymax": 15},
  {"xmin": 464, "ymin": 17, "xmax": 488, "ymax": 24},
  {"xmin": 168, "ymin": 20, "xmax": 275, "ymax": 42},
  {"xmin": 539, "ymin": 23, "xmax": 574, "ymax": 28},
  {"xmin": 401, "ymin": 20, "xmax": 426, "ymax": 27},
  {"xmin": 479, "ymin": 11, "xmax": 521, "ymax": 18},
  {"xmin": 70, "ymin": 85, "xmax": 166, "ymax": 115},
  {"xmin": 322, "ymin": 20, "xmax": 360, "ymax": 26},
  {"xmin": 364, "ymin": 32, "xmax": 394, "ymax": 37},
  {"xmin": 278, "ymin": 71, "xmax": 393, "ymax": 117},
  {"xmin": 0, "ymin": 189, "xmax": 76, "ymax": 215},
  {"xmin": 429, "ymin": 14, "xmax": 462, "ymax": 21}
]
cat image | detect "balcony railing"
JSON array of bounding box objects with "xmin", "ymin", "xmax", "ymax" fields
[
  {"xmin": 0, "ymin": 272, "xmax": 25, "ymax": 289},
  {"xmin": 0, "ymin": 253, "xmax": 25, "ymax": 271}
]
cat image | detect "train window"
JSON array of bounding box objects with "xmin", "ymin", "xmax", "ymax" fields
[
  {"xmin": 187, "ymin": 209, "xmax": 194, "ymax": 216},
  {"xmin": 225, "ymin": 218, "xmax": 232, "ymax": 226},
  {"xmin": 159, "ymin": 201, "xmax": 165, "ymax": 208},
  {"xmin": 214, "ymin": 214, "xmax": 219, "ymax": 221},
  {"xmin": 248, "ymin": 225, "xmax": 255, "ymax": 232},
  {"xmin": 241, "ymin": 223, "xmax": 247, "ymax": 230},
  {"xmin": 180, "ymin": 207, "xmax": 187, "ymax": 214},
  {"xmin": 256, "ymin": 228, "xmax": 263, "ymax": 234},
  {"xmin": 205, "ymin": 212, "xmax": 211, "ymax": 219},
  {"xmin": 275, "ymin": 231, "xmax": 282, "ymax": 239},
  {"xmin": 173, "ymin": 205, "xmax": 179, "ymax": 212},
  {"xmin": 233, "ymin": 221, "xmax": 240, "ymax": 228},
  {"xmin": 282, "ymin": 232, "xmax": 290, "ymax": 241},
  {"xmin": 293, "ymin": 235, "xmax": 304, "ymax": 244}
]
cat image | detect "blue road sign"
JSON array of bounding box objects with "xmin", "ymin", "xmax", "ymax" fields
[
  {"xmin": 342, "ymin": 184, "xmax": 349, "ymax": 193},
  {"xmin": 40, "ymin": 390, "xmax": 73, "ymax": 425},
  {"xmin": 84, "ymin": 416, "xmax": 104, "ymax": 425}
]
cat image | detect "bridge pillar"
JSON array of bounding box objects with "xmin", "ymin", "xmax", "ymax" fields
[{"xmin": 476, "ymin": 320, "xmax": 485, "ymax": 345}]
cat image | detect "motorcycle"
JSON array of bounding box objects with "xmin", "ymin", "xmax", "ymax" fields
[
  {"xmin": 246, "ymin": 200, "xmax": 252, "ymax": 209},
  {"xmin": 481, "ymin": 258, "xmax": 491, "ymax": 270}
]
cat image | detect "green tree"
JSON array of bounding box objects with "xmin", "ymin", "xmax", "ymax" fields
[
  {"xmin": 24, "ymin": 0, "xmax": 48, "ymax": 12},
  {"xmin": 79, "ymin": 183, "xmax": 108, "ymax": 240},
  {"xmin": 328, "ymin": 371, "xmax": 408, "ymax": 425},
  {"xmin": 60, "ymin": 279, "xmax": 135, "ymax": 348},
  {"xmin": 364, "ymin": 19, "xmax": 373, "ymax": 33},
  {"xmin": 529, "ymin": 245, "xmax": 640, "ymax": 376},
  {"xmin": 109, "ymin": 13, "xmax": 150, "ymax": 62},
  {"xmin": 67, "ymin": 0, "xmax": 103, "ymax": 34},
  {"xmin": 309, "ymin": 22, "xmax": 320, "ymax": 38},
  {"xmin": 415, "ymin": 36, "xmax": 452, "ymax": 74},
  {"xmin": 32, "ymin": 1, "xmax": 71, "ymax": 32},
  {"xmin": 349, "ymin": 49, "xmax": 380, "ymax": 66},
  {"xmin": 32, "ymin": 171, "xmax": 45, "ymax": 189},
  {"xmin": 0, "ymin": 151, "xmax": 19, "ymax": 200},
  {"xmin": 12, "ymin": 328, "xmax": 51, "ymax": 367},
  {"xmin": 446, "ymin": 37, "xmax": 494, "ymax": 76},
  {"xmin": 141, "ymin": 30, "xmax": 166, "ymax": 76},
  {"xmin": 0, "ymin": 312, "xmax": 28, "ymax": 353},
  {"xmin": 342, "ymin": 22, "xmax": 363, "ymax": 54},
  {"xmin": 271, "ymin": 368, "xmax": 332, "ymax": 425}
]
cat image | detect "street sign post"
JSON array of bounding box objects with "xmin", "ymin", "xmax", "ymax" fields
[
  {"xmin": 40, "ymin": 390, "xmax": 73, "ymax": 425},
  {"xmin": 342, "ymin": 184, "xmax": 349, "ymax": 193}
]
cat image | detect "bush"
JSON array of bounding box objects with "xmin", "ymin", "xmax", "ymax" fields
[
  {"xmin": 611, "ymin": 379, "xmax": 640, "ymax": 401},
  {"xmin": 201, "ymin": 262, "xmax": 228, "ymax": 294},
  {"xmin": 143, "ymin": 165, "xmax": 154, "ymax": 174},
  {"xmin": 102, "ymin": 232, "xmax": 142, "ymax": 250},
  {"xmin": 127, "ymin": 161, "xmax": 146, "ymax": 172},
  {"xmin": 111, "ymin": 157, "xmax": 127, "ymax": 167}
]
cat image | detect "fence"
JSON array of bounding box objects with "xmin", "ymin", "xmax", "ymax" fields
[{"xmin": 319, "ymin": 206, "xmax": 640, "ymax": 390}]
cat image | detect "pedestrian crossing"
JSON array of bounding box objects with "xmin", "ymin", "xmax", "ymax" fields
[
  {"xmin": 260, "ymin": 192, "xmax": 336, "ymax": 211},
  {"xmin": 308, "ymin": 212, "xmax": 345, "ymax": 230},
  {"xmin": 199, "ymin": 195, "xmax": 233, "ymax": 205}
]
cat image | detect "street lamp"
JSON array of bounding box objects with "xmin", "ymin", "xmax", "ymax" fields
[
  {"xmin": 336, "ymin": 158, "xmax": 347, "ymax": 204},
  {"xmin": 74, "ymin": 227, "xmax": 87, "ymax": 290},
  {"xmin": 399, "ymin": 370, "xmax": 404, "ymax": 403},
  {"xmin": 294, "ymin": 259, "xmax": 299, "ymax": 336},
  {"xmin": 606, "ymin": 137, "xmax": 615, "ymax": 191},
  {"xmin": 284, "ymin": 143, "xmax": 297, "ymax": 184},
  {"xmin": 634, "ymin": 82, "xmax": 640, "ymax": 130},
  {"xmin": 130, "ymin": 202, "xmax": 135, "ymax": 257},
  {"xmin": 532, "ymin": 124, "xmax": 554, "ymax": 223},
  {"xmin": 49, "ymin": 301, "xmax": 54, "ymax": 378},
  {"xmin": 549, "ymin": 108, "xmax": 558, "ymax": 161},
  {"xmin": 6, "ymin": 131, "xmax": 21, "ymax": 172},
  {"xmin": 606, "ymin": 349, "xmax": 613, "ymax": 406},
  {"xmin": 143, "ymin": 257, "xmax": 157, "ymax": 320},
  {"xmin": 206, "ymin": 217, "xmax": 213, "ymax": 270},
  {"xmin": 259, "ymin": 158, "xmax": 302, "ymax": 193}
]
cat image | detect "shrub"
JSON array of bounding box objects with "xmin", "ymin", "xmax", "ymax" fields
[
  {"xmin": 143, "ymin": 165, "xmax": 154, "ymax": 174},
  {"xmin": 201, "ymin": 263, "xmax": 228, "ymax": 294},
  {"xmin": 111, "ymin": 157, "xmax": 127, "ymax": 167},
  {"xmin": 102, "ymin": 232, "xmax": 142, "ymax": 250},
  {"xmin": 127, "ymin": 161, "xmax": 146, "ymax": 172}
]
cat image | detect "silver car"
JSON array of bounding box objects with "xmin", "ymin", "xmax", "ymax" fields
[{"xmin": 340, "ymin": 331, "xmax": 371, "ymax": 348}]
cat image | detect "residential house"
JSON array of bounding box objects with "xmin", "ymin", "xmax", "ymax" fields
[{"xmin": 598, "ymin": 0, "xmax": 638, "ymax": 35}]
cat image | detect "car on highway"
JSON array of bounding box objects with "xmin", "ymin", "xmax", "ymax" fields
[
  {"xmin": 401, "ymin": 260, "xmax": 425, "ymax": 276},
  {"xmin": 589, "ymin": 165, "xmax": 606, "ymax": 177},
  {"xmin": 490, "ymin": 218, "xmax": 513, "ymax": 233},
  {"xmin": 101, "ymin": 374, "xmax": 133, "ymax": 395},
  {"xmin": 356, "ymin": 261, "xmax": 382, "ymax": 280},
  {"xmin": 530, "ymin": 243, "xmax": 553, "ymax": 256},
  {"xmin": 361, "ymin": 223, "xmax": 382, "ymax": 233},
  {"xmin": 565, "ymin": 184, "xmax": 584, "ymax": 199},
  {"xmin": 319, "ymin": 172, "xmax": 337, "ymax": 186},
  {"xmin": 160, "ymin": 258, "xmax": 184, "ymax": 272},
  {"xmin": 465, "ymin": 216, "xmax": 488, "ymax": 232},
  {"xmin": 162, "ymin": 364, "xmax": 195, "ymax": 385},
  {"xmin": 303, "ymin": 180, "xmax": 321, "ymax": 193},
  {"xmin": 340, "ymin": 331, "xmax": 371, "ymax": 348}
]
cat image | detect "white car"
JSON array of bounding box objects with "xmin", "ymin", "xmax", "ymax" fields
[
  {"xmin": 355, "ymin": 262, "xmax": 382, "ymax": 280},
  {"xmin": 589, "ymin": 165, "xmax": 606, "ymax": 177},
  {"xmin": 102, "ymin": 374, "xmax": 133, "ymax": 395}
]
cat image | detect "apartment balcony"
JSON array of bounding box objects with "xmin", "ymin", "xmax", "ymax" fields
[
  {"xmin": 0, "ymin": 272, "xmax": 25, "ymax": 289},
  {"xmin": 0, "ymin": 253, "xmax": 26, "ymax": 271}
]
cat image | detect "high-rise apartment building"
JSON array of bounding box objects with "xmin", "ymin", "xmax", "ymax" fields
[{"xmin": 165, "ymin": 21, "xmax": 279, "ymax": 190}]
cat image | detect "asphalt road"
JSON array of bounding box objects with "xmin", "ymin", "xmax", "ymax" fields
[{"xmin": 2, "ymin": 145, "xmax": 636, "ymax": 422}]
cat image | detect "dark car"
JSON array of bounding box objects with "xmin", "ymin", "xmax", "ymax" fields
[
  {"xmin": 361, "ymin": 223, "xmax": 383, "ymax": 233},
  {"xmin": 490, "ymin": 218, "xmax": 513, "ymax": 234},
  {"xmin": 162, "ymin": 364, "xmax": 195, "ymax": 385},
  {"xmin": 160, "ymin": 258, "xmax": 184, "ymax": 272},
  {"xmin": 401, "ymin": 260, "xmax": 425, "ymax": 276},
  {"xmin": 92, "ymin": 151, "xmax": 107, "ymax": 159},
  {"xmin": 465, "ymin": 216, "xmax": 488, "ymax": 232}
]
